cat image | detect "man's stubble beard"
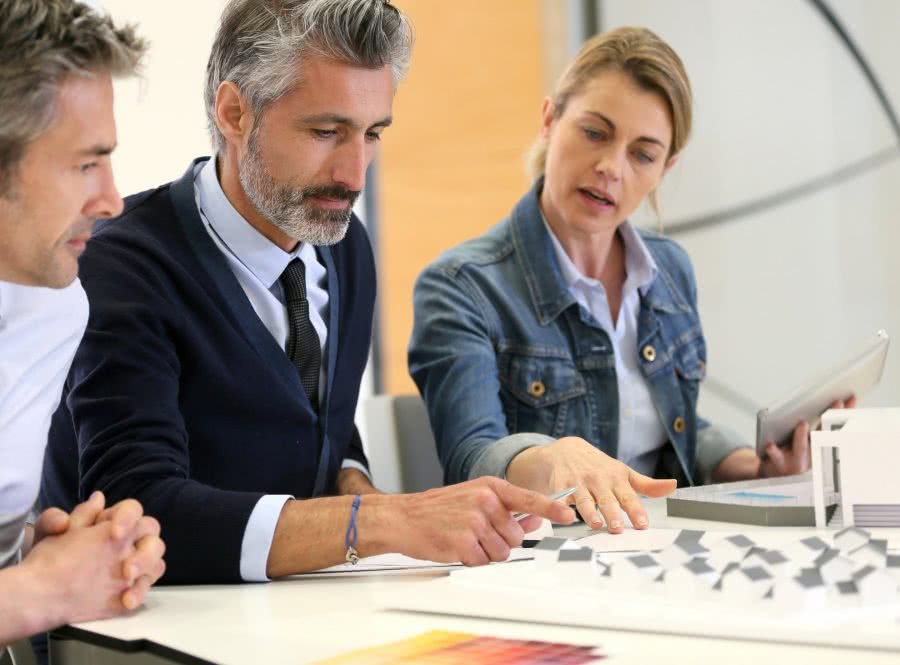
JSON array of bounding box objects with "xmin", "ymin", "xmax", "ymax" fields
[{"xmin": 238, "ymin": 131, "xmax": 359, "ymax": 246}]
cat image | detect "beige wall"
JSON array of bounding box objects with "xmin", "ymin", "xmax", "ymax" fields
[
  {"xmin": 103, "ymin": 0, "xmax": 226, "ymax": 198},
  {"xmin": 377, "ymin": 0, "xmax": 549, "ymax": 394}
]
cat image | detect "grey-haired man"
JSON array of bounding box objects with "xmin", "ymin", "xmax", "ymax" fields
[
  {"xmin": 42, "ymin": 0, "xmax": 575, "ymax": 585},
  {"xmin": 0, "ymin": 0, "xmax": 165, "ymax": 648}
]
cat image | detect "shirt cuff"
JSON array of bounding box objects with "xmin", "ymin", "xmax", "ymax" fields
[
  {"xmin": 239, "ymin": 494, "xmax": 293, "ymax": 582},
  {"xmin": 341, "ymin": 458, "xmax": 372, "ymax": 483},
  {"xmin": 695, "ymin": 422, "xmax": 751, "ymax": 484},
  {"xmin": 468, "ymin": 432, "xmax": 555, "ymax": 480}
]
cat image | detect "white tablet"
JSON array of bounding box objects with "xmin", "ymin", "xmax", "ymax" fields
[{"xmin": 755, "ymin": 329, "xmax": 889, "ymax": 454}]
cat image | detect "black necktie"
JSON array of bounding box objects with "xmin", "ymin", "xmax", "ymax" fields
[{"xmin": 280, "ymin": 258, "xmax": 321, "ymax": 410}]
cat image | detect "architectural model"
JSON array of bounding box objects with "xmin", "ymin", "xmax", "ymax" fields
[{"xmin": 812, "ymin": 408, "xmax": 900, "ymax": 527}]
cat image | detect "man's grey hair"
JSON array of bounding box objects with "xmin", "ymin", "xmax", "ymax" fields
[
  {"xmin": 205, "ymin": 0, "xmax": 413, "ymax": 154},
  {"xmin": 0, "ymin": 0, "xmax": 147, "ymax": 195}
]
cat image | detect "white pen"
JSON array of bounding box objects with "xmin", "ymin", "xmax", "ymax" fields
[{"xmin": 513, "ymin": 486, "xmax": 578, "ymax": 522}]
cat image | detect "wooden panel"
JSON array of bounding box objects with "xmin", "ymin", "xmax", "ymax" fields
[{"xmin": 377, "ymin": 0, "xmax": 547, "ymax": 393}]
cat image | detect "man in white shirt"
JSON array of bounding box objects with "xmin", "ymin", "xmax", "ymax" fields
[{"xmin": 0, "ymin": 0, "xmax": 165, "ymax": 648}]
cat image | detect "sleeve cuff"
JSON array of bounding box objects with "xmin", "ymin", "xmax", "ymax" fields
[
  {"xmin": 468, "ymin": 432, "xmax": 555, "ymax": 480},
  {"xmin": 341, "ymin": 458, "xmax": 372, "ymax": 483},
  {"xmin": 695, "ymin": 422, "xmax": 751, "ymax": 484},
  {"xmin": 239, "ymin": 494, "xmax": 293, "ymax": 582}
]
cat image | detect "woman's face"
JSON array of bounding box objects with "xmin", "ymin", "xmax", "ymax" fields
[{"xmin": 540, "ymin": 68, "xmax": 676, "ymax": 237}]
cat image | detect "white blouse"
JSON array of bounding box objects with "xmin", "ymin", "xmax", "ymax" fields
[{"xmin": 543, "ymin": 219, "xmax": 668, "ymax": 475}]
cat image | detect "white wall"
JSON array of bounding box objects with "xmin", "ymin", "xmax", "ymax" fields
[
  {"xmin": 103, "ymin": 0, "xmax": 225, "ymax": 195},
  {"xmin": 599, "ymin": 0, "xmax": 900, "ymax": 440}
]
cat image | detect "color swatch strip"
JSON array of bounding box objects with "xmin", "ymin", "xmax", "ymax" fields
[{"xmin": 314, "ymin": 630, "xmax": 606, "ymax": 664}]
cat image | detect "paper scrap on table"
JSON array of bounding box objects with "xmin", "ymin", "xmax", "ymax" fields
[
  {"xmin": 298, "ymin": 549, "xmax": 533, "ymax": 576},
  {"xmin": 578, "ymin": 527, "xmax": 680, "ymax": 553},
  {"xmin": 300, "ymin": 553, "xmax": 461, "ymax": 575}
]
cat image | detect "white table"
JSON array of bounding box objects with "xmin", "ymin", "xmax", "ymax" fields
[{"xmin": 52, "ymin": 498, "xmax": 900, "ymax": 665}]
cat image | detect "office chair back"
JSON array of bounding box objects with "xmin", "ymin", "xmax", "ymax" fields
[{"xmin": 363, "ymin": 395, "xmax": 444, "ymax": 494}]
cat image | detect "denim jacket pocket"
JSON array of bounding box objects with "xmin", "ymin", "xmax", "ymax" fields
[
  {"xmin": 498, "ymin": 350, "xmax": 587, "ymax": 438},
  {"xmin": 671, "ymin": 330, "xmax": 706, "ymax": 381},
  {"xmin": 671, "ymin": 332, "xmax": 706, "ymax": 415}
]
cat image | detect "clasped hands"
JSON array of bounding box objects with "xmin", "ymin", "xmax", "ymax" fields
[{"xmin": 24, "ymin": 491, "xmax": 165, "ymax": 624}]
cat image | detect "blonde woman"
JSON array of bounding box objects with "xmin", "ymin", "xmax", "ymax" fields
[{"xmin": 409, "ymin": 27, "xmax": 851, "ymax": 532}]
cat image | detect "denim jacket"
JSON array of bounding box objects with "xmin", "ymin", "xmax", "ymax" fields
[{"xmin": 409, "ymin": 179, "xmax": 746, "ymax": 487}]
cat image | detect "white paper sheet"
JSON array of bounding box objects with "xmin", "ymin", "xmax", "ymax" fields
[
  {"xmin": 577, "ymin": 527, "xmax": 681, "ymax": 553},
  {"xmin": 296, "ymin": 549, "xmax": 535, "ymax": 577},
  {"xmin": 300, "ymin": 553, "xmax": 462, "ymax": 575}
]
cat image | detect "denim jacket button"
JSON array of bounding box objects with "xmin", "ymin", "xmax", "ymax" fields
[
  {"xmin": 642, "ymin": 345, "xmax": 657, "ymax": 362},
  {"xmin": 528, "ymin": 380, "xmax": 546, "ymax": 398},
  {"xmin": 673, "ymin": 416, "xmax": 686, "ymax": 433}
]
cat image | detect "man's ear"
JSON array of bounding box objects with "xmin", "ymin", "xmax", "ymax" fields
[{"xmin": 215, "ymin": 81, "xmax": 253, "ymax": 148}]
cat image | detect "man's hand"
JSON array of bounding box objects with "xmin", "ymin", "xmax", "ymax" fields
[
  {"xmin": 384, "ymin": 476, "xmax": 575, "ymax": 566},
  {"xmin": 336, "ymin": 467, "xmax": 381, "ymax": 496},
  {"xmin": 28, "ymin": 490, "xmax": 108, "ymax": 557},
  {"xmin": 506, "ymin": 437, "xmax": 675, "ymax": 533},
  {"xmin": 268, "ymin": 477, "xmax": 572, "ymax": 576},
  {"xmin": 31, "ymin": 507, "xmax": 70, "ymax": 548},
  {"xmin": 26, "ymin": 492, "xmax": 166, "ymax": 614},
  {"xmin": 96, "ymin": 499, "xmax": 166, "ymax": 609},
  {"xmin": 22, "ymin": 518, "xmax": 147, "ymax": 626}
]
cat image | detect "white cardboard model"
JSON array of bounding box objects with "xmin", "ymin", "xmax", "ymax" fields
[
  {"xmin": 608, "ymin": 553, "xmax": 663, "ymax": 589},
  {"xmin": 555, "ymin": 546, "xmax": 598, "ymax": 584},
  {"xmin": 719, "ymin": 564, "xmax": 774, "ymax": 602},
  {"xmin": 850, "ymin": 539, "xmax": 888, "ymax": 568},
  {"xmin": 743, "ymin": 547, "xmax": 795, "ymax": 579},
  {"xmin": 814, "ymin": 548, "xmax": 857, "ymax": 585},
  {"xmin": 834, "ymin": 526, "xmax": 870, "ymax": 553},
  {"xmin": 705, "ymin": 534, "xmax": 755, "ymax": 570},
  {"xmin": 532, "ymin": 536, "xmax": 577, "ymax": 568},
  {"xmin": 662, "ymin": 557, "xmax": 719, "ymax": 596},
  {"xmin": 771, "ymin": 567, "xmax": 829, "ymax": 610},
  {"xmin": 782, "ymin": 536, "xmax": 829, "ymax": 566},
  {"xmin": 655, "ymin": 538, "xmax": 709, "ymax": 569},
  {"xmin": 853, "ymin": 565, "xmax": 898, "ymax": 604},
  {"xmin": 429, "ymin": 526, "xmax": 900, "ymax": 649},
  {"xmin": 812, "ymin": 408, "xmax": 900, "ymax": 527}
]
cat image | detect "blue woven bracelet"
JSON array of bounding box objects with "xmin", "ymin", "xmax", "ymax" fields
[{"xmin": 344, "ymin": 495, "xmax": 361, "ymax": 565}]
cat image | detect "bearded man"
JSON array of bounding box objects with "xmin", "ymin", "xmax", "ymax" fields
[{"xmin": 41, "ymin": 0, "xmax": 575, "ymax": 585}]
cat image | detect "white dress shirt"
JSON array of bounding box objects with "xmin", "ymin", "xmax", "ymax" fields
[
  {"xmin": 193, "ymin": 158, "xmax": 367, "ymax": 581},
  {"xmin": 544, "ymin": 218, "xmax": 668, "ymax": 475},
  {"xmin": 0, "ymin": 279, "xmax": 88, "ymax": 569}
]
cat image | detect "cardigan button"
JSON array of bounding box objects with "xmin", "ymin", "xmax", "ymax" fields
[
  {"xmin": 673, "ymin": 416, "xmax": 686, "ymax": 433},
  {"xmin": 529, "ymin": 380, "xmax": 546, "ymax": 398},
  {"xmin": 642, "ymin": 345, "xmax": 657, "ymax": 362}
]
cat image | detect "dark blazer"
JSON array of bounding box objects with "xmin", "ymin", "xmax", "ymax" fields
[{"xmin": 41, "ymin": 158, "xmax": 375, "ymax": 584}]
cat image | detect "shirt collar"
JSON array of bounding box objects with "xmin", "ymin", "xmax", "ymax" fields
[
  {"xmin": 541, "ymin": 213, "xmax": 658, "ymax": 296},
  {"xmin": 194, "ymin": 157, "xmax": 302, "ymax": 288}
]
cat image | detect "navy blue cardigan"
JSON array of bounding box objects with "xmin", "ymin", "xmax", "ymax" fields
[{"xmin": 41, "ymin": 159, "xmax": 375, "ymax": 584}]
